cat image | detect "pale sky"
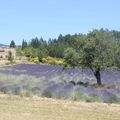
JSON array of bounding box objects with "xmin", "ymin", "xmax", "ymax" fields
[{"xmin": 0, "ymin": 0, "xmax": 120, "ymax": 45}]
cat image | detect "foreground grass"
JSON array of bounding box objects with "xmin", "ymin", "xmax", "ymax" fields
[{"xmin": 0, "ymin": 94, "xmax": 120, "ymax": 120}]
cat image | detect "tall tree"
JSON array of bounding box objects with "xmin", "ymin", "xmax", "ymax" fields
[
  {"xmin": 30, "ymin": 37, "xmax": 39, "ymax": 48},
  {"xmin": 10, "ymin": 40, "xmax": 16, "ymax": 48},
  {"xmin": 22, "ymin": 39, "xmax": 27, "ymax": 50}
]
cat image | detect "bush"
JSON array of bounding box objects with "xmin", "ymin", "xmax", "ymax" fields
[
  {"xmin": 5, "ymin": 61, "xmax": 16, "ymax": 65},
  {"xmin": 27, "ymin": 56, "xmax": 39, "ymax": 64},
  {"xmin": 41, "ymin": 89, "xmax": 52, "ymax": 98},
  {"xmin": 20, "ymin": 90, "xmax": 32, "ymax": 97},
  {"xmin": 42, "ymin": 56, "xmax": 64, "ymax": 65},
  {"xmin": 8, "ymin": 51, "xmax": 13, "ymax": 63},
  {"xmin": 31, "ymin": 87, "xmax": 41, "ymax": 95},
  {"xmin": 27, "ymin": 57, "xmax": 33, "ymax": 62},
  {"xmin": 71, "ymin": 91, "xmax": 84, "ymax": 101},
  {"xmin": 33, "ymin": 57, "xmax": 39, "ymax": 64},
  {"xmin": 57, "ymin": 91, "xmax": 67, "ymax": 99},
  {"xmin": 107, "ymin": 97, "xmax": 119, "ymax": 103},
  {"xmin": 42, "ymin": 58, "xmax": 47, "ymax": 63},
  {"xmin": 99, "ymin": 90, "xmax": 119, "ymax": 103},
  {"xmin": 86, "ymin": 95, "xmax": 100, "ymax": 102}
]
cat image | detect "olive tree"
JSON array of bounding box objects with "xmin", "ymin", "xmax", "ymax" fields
[{"xmin": 80, "ymin": 30, "xmax": 117, "ymax": 85}]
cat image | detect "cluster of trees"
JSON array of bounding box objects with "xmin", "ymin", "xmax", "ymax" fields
[
  {"xmin": 9, "ymin": 28, "xmax": 120, "ymax": 85},
  {"xmin": 64, "ymin": 30, "xmax": 120, "ymax": 85}
]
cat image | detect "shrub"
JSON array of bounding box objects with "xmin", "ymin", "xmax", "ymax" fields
[
  {"xmin": 33, "ymin": 57, "xmax": 39, "ymax": 64},
  {"xmin": 86, "ymin": 95, "xmax": 100, "ymax": 102},
  {"xmin": 27, "ymin": 56, "xmax": 39, "ymax": 64},
  {"xmin": 42, "ymin": 58, "xmax": 46, "ymax": 63},
  {"xmin": 27, "ymin": 57, "xmax": 33, "ymax": 62},
  {"xmin": 31, "ymin": 87, "xmax": 41, "ymax": 95},
  {"xmin": 57, "ymin": 91, "xmax": 67, "ymax": 99},
  {"xmin": 41, "ymin": 89, "xmax": 52, "ymax": 98},
  {"xmin": 8, "ymin": 51, "xmax": 13, "ymax": 63},
  {"xmin": 42, "ymin": 56, "xmax": 64, "ymax": 65},
  {"xmin": 105, "ymin": 96, "xmax": 119, "ymax": 103},
  {"xmin": 71, "ymin": 91, "xmax": 84, "ymax": 101},
  {"xmin": 20, "ymin": 90, "xmax": 32, "ymax": 97},
  {"xmin": 99, "ymin": 90, "xmax": 119, "ymax": 103}
]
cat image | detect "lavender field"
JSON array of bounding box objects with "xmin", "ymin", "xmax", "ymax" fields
[{"xmin": 0, "ymin": 64, "xmax": 120, "ymax": 103}]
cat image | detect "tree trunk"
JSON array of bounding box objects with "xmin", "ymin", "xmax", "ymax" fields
[{"xmin": 94, "ymin": 69, "xmax": 102, "ymax": 86}]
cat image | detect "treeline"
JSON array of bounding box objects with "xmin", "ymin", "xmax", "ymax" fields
[
  {"xmin": 14, "ymin": 33, "xmax": 84, "ymax": 61},
  {"xmin": 18, "ymin": 34, "xmax": 85, "ymax": 59},
  {"xmin": 15, "ymin": 29, "xmax": 120, "ymax": 59},
  {"xmin": 10, "ymin": 28, "xmax": 120, "ymax": 66},
  {"xmin": 10, "ymin": 28, "xmax": 120, "ymax": 85}
]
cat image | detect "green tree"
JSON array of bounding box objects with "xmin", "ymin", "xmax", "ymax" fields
[
  {"xmin": 30, "ymin": 37, "xmax": 39, "ymax": 48},
  {"xmin": 48, "ymin": 42, "xmax": 65, "ymax": 58},
  {"xmin": 38, "ymin": 48, "xmax": 48, "ymax": 61},
  {"xmin": 114, "ymin": 43, "xmax": 120, "ymax": 68},
  {"xmin": 24, "ymin": 47, "xmax": 38, "ymax": 58},
  {"xmin": 10, "ymin": 40, "xmax": 16, "ymax": 48},
  {"xmin": 64, "ymin": 47, "xmax": 80, "ymax": 67},
  {"xmin": 8, "ymin": 51, "xmax": 13, "ymax": 62},
  {"xmin": 80, "ymin": 30, "xmax": 117, "ymax": 85},
  {"xmin": 22, "ymin": 39, "xmax": 27, "ymax": 50}
]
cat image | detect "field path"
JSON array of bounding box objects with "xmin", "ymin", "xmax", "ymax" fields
[{"xmin": 0, "ymin": 94, "xmax": 120, "ymax": 120}]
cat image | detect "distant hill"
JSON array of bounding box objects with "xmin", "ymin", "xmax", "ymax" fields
[{"xmin": 0, "ymin": 44, "xmax": 9, "ymax": 47}]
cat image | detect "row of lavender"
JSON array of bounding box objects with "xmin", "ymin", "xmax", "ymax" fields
[{"xmin": 0, "ymin": 64, "xmax": 120, "ymax": 103}]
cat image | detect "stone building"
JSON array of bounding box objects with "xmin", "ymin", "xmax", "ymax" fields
[{"xmin": 0, "ymin": 47, "xmax": 16, "ymax": 60}]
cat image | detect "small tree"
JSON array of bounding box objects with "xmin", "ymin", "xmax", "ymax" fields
[
  {"xmin": 8, "ymin": 51, "xmax": 13, "ymax": 63},
  {"xmin": 63, "ymin": 47, "xmax": 80, "ymax": 68},
  {"xmin": 10, "ymin": 40, "xmax": 16, "ymax": 48}
]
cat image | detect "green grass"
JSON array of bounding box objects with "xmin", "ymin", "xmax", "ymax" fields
[{"xmin": 0, "ymin": 94, "xmax": 120, "ymax": 120}]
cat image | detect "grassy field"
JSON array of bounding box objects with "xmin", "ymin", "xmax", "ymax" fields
[{"xmin": 0, "ymin": 94, "xmax": 120, "ymax": 120}]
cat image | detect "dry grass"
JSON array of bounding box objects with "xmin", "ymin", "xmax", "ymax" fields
[{"xmin": 0, "ymin": 94, "xmax": 120, "ymax": 120}]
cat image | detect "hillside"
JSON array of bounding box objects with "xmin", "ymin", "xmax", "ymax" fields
[
  {"xmin": 0, "ymin": 94, "xmax": 120, "ymax": 120},
  {"xmin": 0, "ymin": 44, "xmax": 8, "ymax": 47}
]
